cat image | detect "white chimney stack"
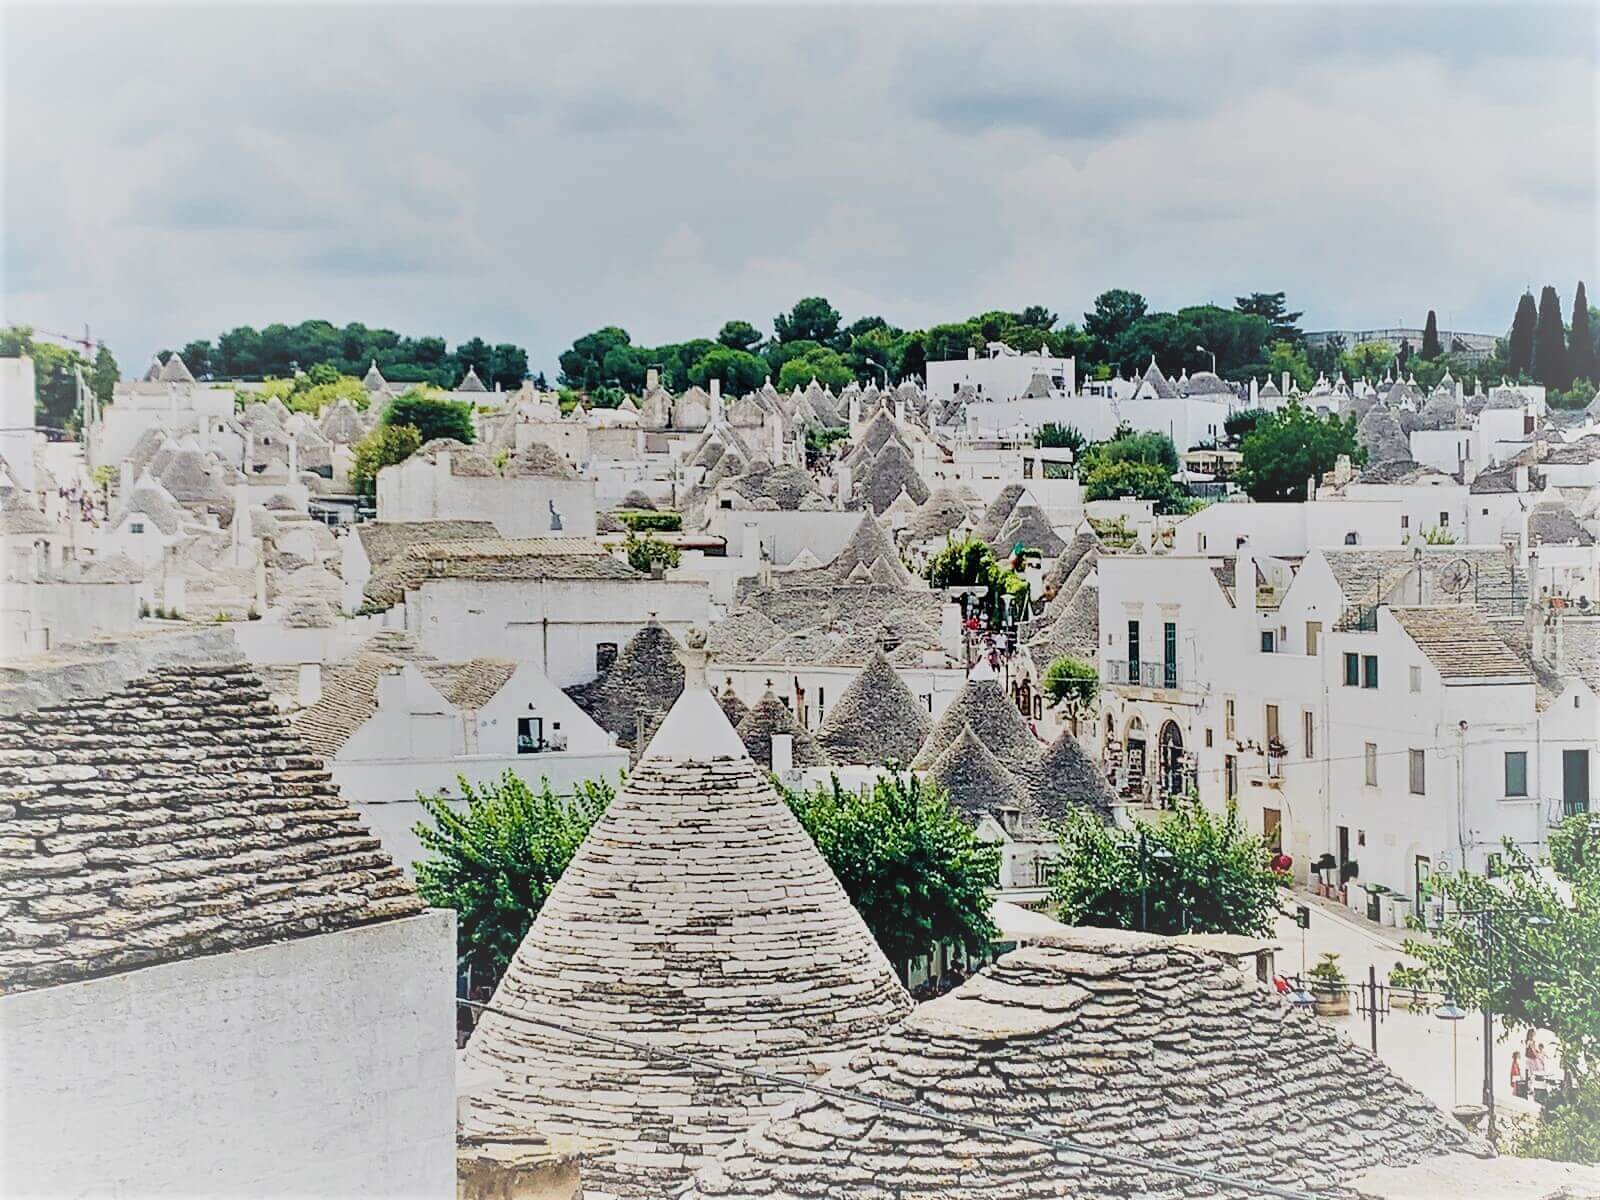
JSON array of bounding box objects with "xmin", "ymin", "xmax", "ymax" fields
[
  {"xmin": 770, "ymin": 732, "xmax": 794, "ymax": 777},
  {"xmin": 646, "ymin": 367, "xmax": 660, "ymax": 391},
  {"xmin": 710, "ymin": 378, "xmax": 721, "ymax": 403}
]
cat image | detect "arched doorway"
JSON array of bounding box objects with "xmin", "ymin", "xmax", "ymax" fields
[
  {"xmin": 1159, "ymin": 721, "xmax": 1186, "ymax": 800},
  {"xmin": 1124, "ymin": 716, "xmax": 1147, "ymax": 796}
]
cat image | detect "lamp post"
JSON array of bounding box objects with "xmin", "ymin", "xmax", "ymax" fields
[
  {"xmin": 863, "ymin": 360, "xmax": 889, "ymax": 388},
  {"xmin": 1437, "ymin": 999, "xmax": 1467, "ymax": 1106},
  {"xmin": 1195, "ymin": 345, "xmax": 1216, "ymax": 374}
]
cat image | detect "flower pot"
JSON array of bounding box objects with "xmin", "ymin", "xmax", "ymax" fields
[{"xmin": 1313, "ymin": 991, "xmax": 1350, "ymax": 1017}]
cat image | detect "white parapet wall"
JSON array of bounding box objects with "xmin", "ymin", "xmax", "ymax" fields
[{"xmin": 0, "ymin": 909, "xmax": 458, "ymax": 1198}]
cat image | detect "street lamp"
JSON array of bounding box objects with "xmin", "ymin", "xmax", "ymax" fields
[
  {"xmin": 863, "ymin": 360, "xmax": 889, "ymax": 388},
  {"xmin": 1195, "ymin": 345, "xmax": 1216, "ymax": 374}
]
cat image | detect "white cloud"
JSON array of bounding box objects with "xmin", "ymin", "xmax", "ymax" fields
[{"xmin": 3, "ymin": 3, "xmax": 1593, "ymax": 372}]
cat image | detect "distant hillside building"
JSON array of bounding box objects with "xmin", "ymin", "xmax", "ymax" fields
[{"xmin": 1306, "ymin": 327, "xmax": 1499, "ymax": 362}]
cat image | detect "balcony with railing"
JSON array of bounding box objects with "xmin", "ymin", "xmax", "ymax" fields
[{"xmin": 1105, "ymin": 658, "xmax": 1180, "ymax": 691}]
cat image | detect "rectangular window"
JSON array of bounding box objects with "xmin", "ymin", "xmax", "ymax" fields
[
  {"xmin": 1163, "ymin": 622, "xmax": 1177, "ymax": 688},
  {"xmin": 1303, "ymin": 710, "xmax": 1314, "ymax": 759},
  {"xmin": 1305, "ymin": 621, "xmax": 1321, "ymax": 657},
  {"xmin": 1409, "ymin": 749, "xmax": 1426, "ymax": 795},
  {"xmin": 1363, "ymin": 655, "xmax": 1379, "ymax": 689},
  {"xmin": 1260, "ymin": 630, "xmax": 1276, "ymax": 653},
  {"xmin": 1409, "ymin": 665, "xmax": 1422, "ymax": 693},
  {"xmin": 1265, "ymin": 704, "xmax": 1280, "ymax": 744},
  {"xmin": 1564, "ymin": 749, "xmax": 1591, "ymax": 816},
  {"xmin": 1364, "ymin": 742, "xmax": 1378, "ymax": 787},
  {"xmin": 516, "ymin": 716, "xmax": 544, "ymax": 754},
  {"xmin": 1401, "ymin": 514, "xmax": 1410, "ymax": 529},
  {"xmin": 1224, "ymin": 698, "xmax": 1236, "ymax": 741},
  {"xmin": 1225, "ymin": 754, "xmax": 1238, "ymax": 800},
  {"xmin": 1504, "ymin": 751, "xmax": 1528, "ymax": 798},
  {"xmin": 817, "ymin": 685, "xmax": 825, "ymax": 719},
  {"xmin": 1205, "ymin": 727, "xmax": 1214, "ymax": 749},
  {"xmin": 129, "ymin": 521, "xmax": 145, "ymax": 534},
  {"xmin": 1127, "ymin": 620, "xmax": 1141, "ymax": 680},
  {"xmin": 1344, "ymin": 652, "xmax": 1360, "ymax": 687},
  {"xmin": 1439, "ymin": 511, "xmax": 1449, "ymax": 526}
]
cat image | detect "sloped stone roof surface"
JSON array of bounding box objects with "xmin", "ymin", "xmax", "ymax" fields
[
  {"xmin": 461, "ymin": 675, "xmax": 909, "ymax": 1197},
  {"xmin": 0, "ymin": 662, "xmax": 421, "ymax": 994},
  {"xmin": 1036, "ymin": 729, "xmax": 1118, "ymax": 819},
  {"xmin": 971, "ymin": 484, "xmax": 1025, "ymax": 545},
  {"xmin": 735, "ymin": 690, "xmax": 830, "ymax": 768},
  {"xmin": 853, "ymin": 441, "xmax": 930, "ymax": 515},
  {"xmin": 990, "ymin": 502, "xmax": 1066, "ymax": 557},
  {"xmin": 926, "ymin": 724, "xmax": 1027, "ymax": 819},
  {"xmin": 684, "ymin": 930, "xmax": 1473, "ymax": 1200},
  {"xmin": 815, "ymin": 651, "xmax": 931, "ymax": 766},
  {"xmin": 567, "ymin": 622, "xmax": 684, "ymax": 748},
  {"xmin": 361, "ymin": 535, "xmax": 632, "ymax": 610},
  {"xmin": 903, "ymin": 487, "xmax": 977, "ymax": 541},
  {"xmin": 1392, "ymin": 606, "xmax": 1534, "ymax": 681},
  {"xmin": 914, "ymin": 678, "xmax": 1043, "ymax": 794},
  {"xmin": 828, "ymin": 513, "xmax": 913, "ymax": 586}
]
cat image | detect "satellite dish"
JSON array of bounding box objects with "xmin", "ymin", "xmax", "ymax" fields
[{"xmin": 1439, "ymin": 558, "xmax": 1472, "ymax": 595}]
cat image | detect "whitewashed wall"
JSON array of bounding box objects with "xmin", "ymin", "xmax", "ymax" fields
[{"xmin": 0, "ymin": 910, "xmax": 457, "ymax": 1199}]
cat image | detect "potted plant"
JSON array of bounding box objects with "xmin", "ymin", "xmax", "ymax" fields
[
  {"xmin": 1388, "ymin": 964, "xmax": 1428, "ymax": 1012},
  {"xmin": 1307, "ymin": 952, "xmax": 1350, "ymax": 1017}
]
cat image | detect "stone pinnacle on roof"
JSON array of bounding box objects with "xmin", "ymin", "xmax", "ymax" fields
[
  {"xmin": 735, "ymin": 685, "xmax": 831, "ymax": 769},
  {"xmin": 814, "ymin": 649, "xmax": 931, "ymax": 766},
  {"xmin": 362, "ymin": 359, "xmax": 387, "ymax": 391},
  {"xmin": 461, "ymin": 633, "xmax": 910, "ymax": 1197},
  {"xmin": 681, "ymin": 929, "xmax": 1475, "ymax": 1199},
  {"xmin": 458, "ymin": 364, "xmax": 487, "ymax": 393}
]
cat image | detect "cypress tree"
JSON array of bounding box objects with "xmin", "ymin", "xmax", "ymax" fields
[
  {"xmin": 1570, "ymin": 282, "xmax": 1594, "ymax": 387},
  {"xmin": 1421, "ymin": 310, "xmax": 1441, "ymax": 360},
  {"xmin": 1508, "ymin": 291, "xmax": 1538, "ymax": 378},
  {"xmin": 1533, "ymin": 285, "xmax": 1570, "ymax": 390}
]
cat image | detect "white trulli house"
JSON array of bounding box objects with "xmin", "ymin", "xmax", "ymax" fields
[{"xmin": 459, "ymin": 636, "xmax": 911, "ymax": 1198}]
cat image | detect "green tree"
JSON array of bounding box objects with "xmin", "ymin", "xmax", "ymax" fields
[
  {"xmin": 1407, "ymin": 813, "xmax": 1600, "ymax": 1161},
  {"xmin": 1017, "ymin": 304, "xmax": 1058, "ymax": 330},
  {"xmin": 349, "ymin": 422, "xmax": 422, "ymax": 496},
  {"xmin": 559, "ymin": 326, "xmax": 634, "ymax": 390},
  {"xmin": 1341, "ymin": 340, "xmax": 1395, "ymax": 384},
  {"xmin": 1036, "ymin": 423, "xmax": 1086, "ymax": 456},
  {"xmin": 773, "ymin": 296, "xmax": 842, "ymax": 346},
  {"xmin": 717, "ymin": 319, "xmax": 764, "ymax": 352},
  {"xmin": 1508, "ymin": 291, "xmax": 1538, "ymax": 379},
  {"xmin": 1080, "ymin": 459, "xmax": 1184, "ymax": 510},
  {"xmin": 776, "ymin": 347, "xmax": 852, "ymax": 392},
  {"xmin": 1570, "ymin": 282, "xmax": 1595, "ymax": 386},
  {"xmin": 289, "ymin": 375, "xmax": 366, "ymax": 415},
  {"xmin": 689, "ymin": 346, "xmax": 767, "ymax": 394},
  {"xmin": 924, "ymin": 536, "xmax": 1027, "ymax": 624},
  {"xmin": 1084, "ymin": 289, "xmax": 1148, "ymax": 359},
  {"xmin": 921, "ymin": 321, "xmax": 984, "ymax": 363},
  {"xmin": 1234, "ymin": 291, "xmax": 1304, "ymax": 343},
  {"xmin": 1051, "ymin": 797, "xmax": 1282, "ymax": 936},
  {"xmin": 623, "ymin": 531, "xmax": 681, "ymax": 573},
  {"xmin": 1083, "ymin": 429, "xmax": 1179, "ymax": 474},
  {"xmin": 1224, "ymin": 407, "xmax": 1268, "ymax": 446},
  {"xmin": 454, "ymin": 336, "xmax": 493, "ymax": 383},
  {"xmin": 785, "ymin": 772, "xmax": 1000, "ymax": 982},
  {"xmin": 1422, "ymin": 310, "xmax": 1442, "ymax": 360},
  {"xmin": 489, "ymin": 343, "xmax": 529, "ymax": 391},
  {"xmin": 413, "ymin": 771, "xmax": 615, "ymax": 980},
  {"xmin": 1534, "ymin": 285, "xmax": 1571, "ymax": 390},
  {"xmin": 1042, "ymin": 656, "xmax": 1098, "ymax": 728},
  {"xmin": 91, "ymin": 344, "xmax": 120, "ymax": 409},
  {"xmin": 384, "ymin": 390, "xmax": 474, "ymax": 443},
  {"xmin": 1237, "ymin": 400, "xmax": 1362, "ymax": 502},
  {"xmin": 1263, "ymin": 339, "xmax": 1314, "ymax": 391}
]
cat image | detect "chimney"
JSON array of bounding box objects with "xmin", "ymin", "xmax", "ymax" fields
[
  {"xmin": 297, "ymin": 662, "xmax": 323, "ymax": 707},
  {"xmin": 1281, "ymin": 371, "xmax": 1291, "ymax": 397},
  {"xmin": 1514, "ymin": 464, "xmax": 1529, "ymax": 493},
  {"xmin": 709, "ymin": 378, "xmax": 721, "ymax": 405},
  {"xmin": 646, "ymin": 367, "xmax": 660, "ymax": 392},
  {"xmin": 119, "ymin": 459, "xmax": 133, "ymax": 496},
  {"xmin": 849, "ymin": 395, "xmax": 861, "ymax": 426},
  {"xmin": 1236, "ymin": 538, "xmax": 1257, "ymax": 645},
  {"xmin": 940, "ymin": 600, "xmax": 964, "ymax": 660},
  {"xmin": 770, "ymin": 732, "xmax": 794, "ymax": 776},
  {"xmin": 1250, "ymin": 378, "xmax": 1259, "ymax": 406},
  {"xmin": 376, "ymin": 667, "xmax": 407, "ymax": 712}
]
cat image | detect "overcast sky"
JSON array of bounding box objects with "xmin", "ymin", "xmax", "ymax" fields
[{"xmin": 5, "ymin": 3, "xmax": 1595, "ymax": 375}]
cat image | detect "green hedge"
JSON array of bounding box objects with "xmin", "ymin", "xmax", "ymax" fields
[{"xmin": 616, "ymin": 510, "xmax": 683, "ymax": 532}]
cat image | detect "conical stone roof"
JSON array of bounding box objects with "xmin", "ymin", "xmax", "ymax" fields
[
  {"xmin": 913, "ymin": 677, "xmax": 1042, "ymax": 795},
  {"xmin": 854, "ymin": 441, "xmax": 930, "ymax": 515},
  {"xmin": 972, "ymin": 484, "xmax": 1025, "ymax": 545},
  {"xmin": 682, "ymin": 929, "xmax": 1474, "ymax": 1200},
  {"xmin": 815, "ymin": 650, "xmax": 931, "ymax": 766},
  {"xmin": 736, "ymin": 688, "xmax": 830, "ymax": 768},
  {"xmin": 568, "ymin": 620, "xmax": 684, "ymax": 748},
  {"xmin": 830, "ymin": 512, "xmax": 911, "ymax": 585},
  {"xmin": 989, "ymin": 502, "xmax": 1066, "ymax": 557},
  {"xmin": 1036, "ymin": 729, "xmax": 1117, "ymax": 820},
  {"xmin": 157, "ymin": 352, "xmax": 195, "ymax": 384},
  {"xmin": 717, "ymin": 682, "xmax": 750, "ymax": 727},
  {"xmin": 1042, "ymin": 528, "xmax": 1097, "ymax": 593},
  {"xmin": 463, "ymin": 643, "xmax": 911, "ymax": 1197},
  {"xmin": 926, "ymin": 724, "xmax": 1028, "ymax": 819}
]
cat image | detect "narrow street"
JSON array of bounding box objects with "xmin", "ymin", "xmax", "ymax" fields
[{"xmin": 1272, "ymin": 889, "xmax": 1546, "ymax": 1122}]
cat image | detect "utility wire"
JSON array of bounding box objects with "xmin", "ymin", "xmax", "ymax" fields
[{"xmin": 460, "ymin": 998, "xmax": 1331, "ymax": 1200}]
